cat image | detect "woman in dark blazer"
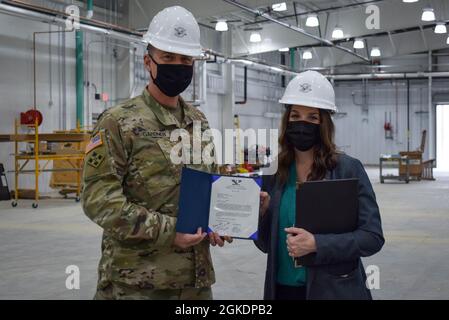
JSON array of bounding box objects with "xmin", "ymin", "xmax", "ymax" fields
[{"xmin": 256, "ymin": 71, "xmax": 384, "ymax": 300}]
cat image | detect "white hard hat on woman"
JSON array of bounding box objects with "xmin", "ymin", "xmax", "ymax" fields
[{"xmin": 279, "ymin": 70, "xmax": 338, "ymax": 113}]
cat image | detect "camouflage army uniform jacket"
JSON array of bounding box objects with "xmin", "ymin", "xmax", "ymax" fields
[{"xmin": 82, "ymin": 88, "xmax": 217, "ymax": 291}]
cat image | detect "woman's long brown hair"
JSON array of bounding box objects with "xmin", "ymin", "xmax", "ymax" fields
[{"xmin": 277, "ymin": 105, "xmax": 340, "ymax": 186}]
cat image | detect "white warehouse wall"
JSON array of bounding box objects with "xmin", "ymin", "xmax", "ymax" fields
[
  {"xmin": 333, "ymin": 79, "xmax": 448, "ymax": 165},
  {"xmin": 0, "ymin": 13, "xmax": 120, "ymax": 194},
  {"xmin": 1, "ymin": 13, "xmax": 447, "ymax": 196}
]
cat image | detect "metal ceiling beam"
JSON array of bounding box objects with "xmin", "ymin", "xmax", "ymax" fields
[
  {"xmin": 242, "ymin": 0, "xmax": 385, "ymax": 27},
  {"xmin": 222, "ymin": 0, "xmax": 371, "ymax": 63},
  {"xmin": 288, "ymin": 22, "xmax": 443, "ymax": 50},
  {"xmin": 328, "ymin": 72, "xmax": 449, "ymax": 80}
]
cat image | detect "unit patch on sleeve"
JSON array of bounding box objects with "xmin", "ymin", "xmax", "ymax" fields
[{"xmin": 86, "ymin": 150, "xmax": 105, "ymax": 168}]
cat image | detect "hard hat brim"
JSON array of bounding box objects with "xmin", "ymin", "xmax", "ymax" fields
[
  {"xmin": 279, "ymin": 98, "xmax": 338, "ymax": 113},
  {"xmin": 146, "ymin": 37, "xmax": 203, "ymax": 58}
]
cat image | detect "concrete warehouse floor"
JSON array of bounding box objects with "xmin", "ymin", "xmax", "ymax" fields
[{"xmin": 0, "ymin": 168, "xmax": 448, "ymax": 300}]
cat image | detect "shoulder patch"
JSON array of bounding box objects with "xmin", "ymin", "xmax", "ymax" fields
[
  {"xmin": 85, "ymin": 133, "xmax": 103, "ymax": 154},
  {"xmin": 86, "ymin": 150, "xmax": 105, "ymax": 168}
]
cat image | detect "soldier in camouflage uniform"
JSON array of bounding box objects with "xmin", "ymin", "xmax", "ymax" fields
[{"xmin": 81, "ymin": 6, "xmax": 231, "ymax": 300}]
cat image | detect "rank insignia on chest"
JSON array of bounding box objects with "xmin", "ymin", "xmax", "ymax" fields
[{"xmin": 86, "ymin": 151, "xmax": 105, "ymax": 168}]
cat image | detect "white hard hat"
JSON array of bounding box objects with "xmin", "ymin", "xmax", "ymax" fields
[
  {"xmin": 142, "ymin": 6, "xmax": 202, "ymax": 57},
  {"xmin": 279, "ymin": 70, "xmax": 337, "ymax": 112}
]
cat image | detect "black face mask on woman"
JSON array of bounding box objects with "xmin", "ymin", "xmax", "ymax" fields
[
  {"xmin": 148, "ymin": 54, "xmax": 194, "ymax": 97},
  {"xmin": 285, "ymin": 120, "xmax": 321, "ymax": 152}
]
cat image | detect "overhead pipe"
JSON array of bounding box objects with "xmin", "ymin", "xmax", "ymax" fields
[
  {"xmin": 328, "ymin": 72, "xmax": 449, "ymax": 80},
  {"xmin": 4, "ymin": 0, "xmax": 141, "ymax": 35},
  {"xmin": 210, "ymin": 52, "xmax": 449, "ymax": 80},
  {"xmin": 6, "ymin": 1, "xmax": 432, "ymax": 81},
  {"xmin": 0, "ymin": 2, "xmax": 144, "ymax": 44},
  {"xmin": 5, "ymin": 0, "xmax": 449, "ymax": 93},
  {"xmin": 205, "ymin": 48, "xmax": 449, "ymax": 80},
  {"xmin": 203, "ymin": 49, "xmax": 299, "ymax": 76},
  {"xmin": 242, "ymin": 0, "xmax": 384, "ymax": 28},
  {"xmin": 222, "ymin": 0, "xmax": 371, "ymax": 63},
  {"xmin": 235, "ymin": 66, "xmax": 248, "ymax": 104},
  {"xmin": 5, "ymin": 0, "xmax": 449, "ymax": 78}
]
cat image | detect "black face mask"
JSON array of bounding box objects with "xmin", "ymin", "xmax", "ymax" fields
[
  {"xmin": 285, "ymin": 121, "xmax": 321, "ymax": 151},
  {"xmin": 148, "ymin": 54, "xmax": 193, "ymax": 97}
]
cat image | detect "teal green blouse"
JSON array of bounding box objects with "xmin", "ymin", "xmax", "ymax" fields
[{"xmin": 277, "ymin": 163, "xmax": 307, "ymax": 286}]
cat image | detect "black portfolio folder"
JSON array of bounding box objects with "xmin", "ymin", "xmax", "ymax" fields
[{"xmin": 294, "ymin": 178, "xmax": 359, "ymax": 267}]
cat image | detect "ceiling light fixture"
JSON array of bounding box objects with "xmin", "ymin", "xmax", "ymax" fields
[
  {"xmin": 215, "ymin": 20, "xmax": 228, "ymax": 32},
  {"xmin": 353, "ymin": 38, "xmax": 365, "ymax": 49},
  {"xmin": 434, "ymin": 22, "xmax": 447, "ymax": 34},
  {"xmin": 250, "ymin": 32, "xmax": 262, "ymax": 43},
  {"xmin": 370, "ymin": 47, "xmax": 381, "ymax": 57},
  {"xmin": 302, "ymin": 50, "xmax": 312, "ymax": 60},
  {"xmin": 421, "ymin": 8, "xmax": 435, "ymax": 21},
  {"xmin": 332, "ymin": 26, "xmax": 344, "ymax": 39},
  {"xmin": 272, "ymin": 2, "xmax": 287, "ymax": 12},
  {"xmin": 306, "ymin": 14, "xmax": 319, "ymax": 27}
]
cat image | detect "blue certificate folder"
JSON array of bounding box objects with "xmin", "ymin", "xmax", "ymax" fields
[{"xmin": 176, "ymin": 167, "xmax": 262, "ymax": 240}]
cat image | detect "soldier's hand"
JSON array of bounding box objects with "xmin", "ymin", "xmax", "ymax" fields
[
  {"xmin": 173, "ymin": 227, "xmax": 207, "ymax": 249},
  {"xmin": 208, "ymin": 232, "xmax": 233, "ymax": 247}
]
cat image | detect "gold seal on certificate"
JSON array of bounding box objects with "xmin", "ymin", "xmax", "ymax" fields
[{"xmin": 208, "ymin": 176, "xmax": 261, "ymax": 240}]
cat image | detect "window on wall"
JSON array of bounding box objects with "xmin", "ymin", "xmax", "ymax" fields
[{"xmin": 436, "ymin": 105, "xmax": 449, "ymax": 171}]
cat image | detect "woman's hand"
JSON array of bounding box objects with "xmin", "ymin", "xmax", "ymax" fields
[
  {"xmin": 260, "ymin": 191, "xmax": 270, "ymax": 217},
  {"xmin": 285, "ymin": 227, "xmax": 317, "ymax": 258},
  {"xmin": 208, "ymin": 232, "xmax": 233, "ymax": 247}
]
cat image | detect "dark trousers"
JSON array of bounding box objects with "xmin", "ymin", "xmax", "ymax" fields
[{"xmin": 275, "ymin": 284, "xmax": 307, "ymax": 300}]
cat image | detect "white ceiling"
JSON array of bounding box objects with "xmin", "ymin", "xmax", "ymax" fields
[{"xmin": 128, "ymin": 0, "xmax": 449, "ymax": 67}]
